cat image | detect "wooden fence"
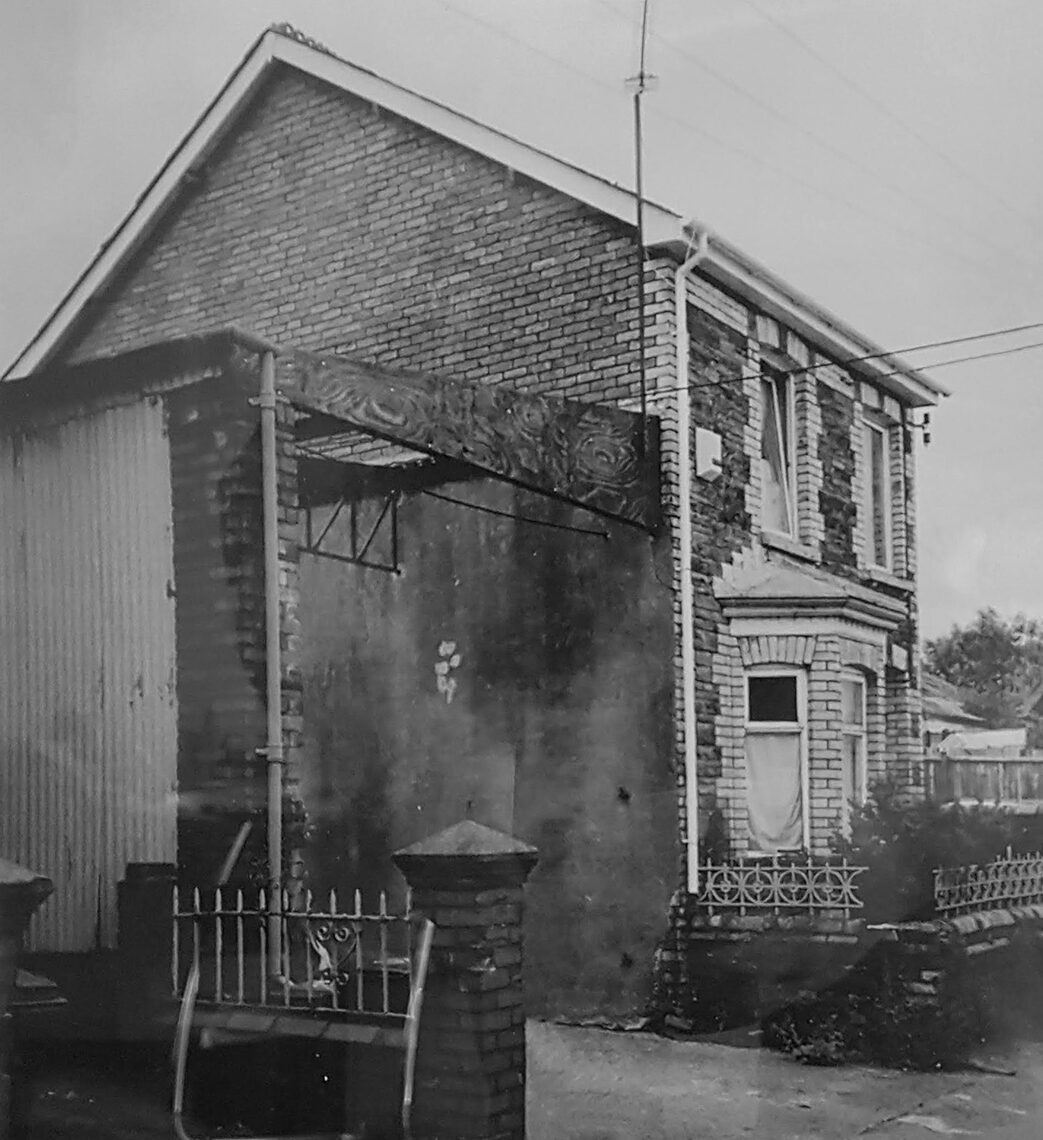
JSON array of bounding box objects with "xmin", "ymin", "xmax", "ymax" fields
[{"xmin": 924, "ymin": 754, "xmax": 1043, "ymax": 811}]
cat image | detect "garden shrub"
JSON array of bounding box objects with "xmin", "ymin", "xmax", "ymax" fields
[
  {"xmin": 762, "ymin": 944, "xmax": 985, "ymax": 1070},
  {"xmin": 764, "ymin": 786, "xmax": 1043, "ymax": 1068},
  {"xmin": 831, "ymin": 782, "xmax": 1043, "ymax": 923}
]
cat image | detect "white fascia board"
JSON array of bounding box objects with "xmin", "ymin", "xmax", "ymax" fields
[
  {"xmin": 5, "ymin": 28, "xmax": 680, "ymax": 380},
  {"xmin": 277, "ymin": 36, "xmax": 683, "ymax": 238},
  {"xmin": 657, "ymin": 228, "xmax": 948, "ymax": 409}
]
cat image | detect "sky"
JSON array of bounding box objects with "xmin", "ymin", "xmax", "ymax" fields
[{"xmin": 2, "ymin": 0, "xmax": 1042, "ymax": 640}]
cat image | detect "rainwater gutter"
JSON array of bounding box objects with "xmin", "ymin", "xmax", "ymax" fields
[
  {"xmin": 675, "ymin": 228, "xmax": 709, "ymax": 894},
  {"xmin": 259, "ymin": 349, "xmax": 284, "ymax": 973}
]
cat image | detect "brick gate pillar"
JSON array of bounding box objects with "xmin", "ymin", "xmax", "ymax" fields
[
  {"xmin": 117, "ymin": 862, "xmax": 176, "ymax": 1041},
  {"xmin": 393, "ymin": 821, "xmax": 538, "ymax": 1140}
]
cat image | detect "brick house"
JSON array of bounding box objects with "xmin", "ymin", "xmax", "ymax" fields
[{"xmin": 1, "ymin": 24, "xmax": 945, "ymax": 1022}]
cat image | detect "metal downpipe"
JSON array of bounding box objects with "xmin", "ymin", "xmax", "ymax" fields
[
  {"xmin": 259, "ymin": 350, "xmax": 284, "ymax": 974},
  {"xmin": 675, "ymin": 228, "xmax": 709, "ymax": 893}
]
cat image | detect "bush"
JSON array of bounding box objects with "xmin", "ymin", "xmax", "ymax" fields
[
  {"xmin": 763, "ymin": 946, "xmax": 984, "ymax": 1070},
  {"xmin": 831, "ymin": 782, "xmax": 1043, "ymax": 923}
]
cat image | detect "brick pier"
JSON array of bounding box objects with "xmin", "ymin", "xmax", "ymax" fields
[{"xmin": 394, "ymin": 821, "xmax": 538, "ymax": 1140}]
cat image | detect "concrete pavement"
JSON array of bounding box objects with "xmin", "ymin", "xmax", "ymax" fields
[
  {"xmin": 528, "ymin": 1020, "xmax": 1043, "ymax": 1139},
  {"xmin": 18, "ymin": 1021, "xmax": 1043, "ymax": 1137}
]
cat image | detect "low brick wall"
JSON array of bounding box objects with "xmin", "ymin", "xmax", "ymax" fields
[
  {"xmin": 656, "ymin": 901, "xmax": 1043, "ymax": 1044},
  {"xmin": 656, "ymin": 907, "xmax": 876, "ymax": 1029},
  {"xmin": 880, "ymin": 904, "xmax": 1043, "ymax": 1030}
]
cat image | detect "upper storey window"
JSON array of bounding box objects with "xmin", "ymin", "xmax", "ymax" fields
[
  {"xmin": 863, "ymin": 417, "xmax": 893, "ymax": 570},
  {"xmin": 760, "ymin": 367, "xmax": 796, "ymax": 536}
]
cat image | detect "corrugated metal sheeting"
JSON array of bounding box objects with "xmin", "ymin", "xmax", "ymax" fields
[{"xmin": 0, "ymin": 397, "xmax": 178, "ymax": 951}]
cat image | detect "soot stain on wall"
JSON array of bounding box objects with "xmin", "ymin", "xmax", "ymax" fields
[{"xmin": 297, "ymin": 473, "xmax": 677, "ymax": 1018}]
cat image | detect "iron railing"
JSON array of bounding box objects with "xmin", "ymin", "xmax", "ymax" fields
[
  {"xmin": 697, "ymin": 855, "xmax": 866, "ymax": 919},
  {"xmin": 172, "ymin": 885, "xmax": 416, "ymax": 1015},
  {"xmin": 933, "ymin": 851, "xmax": 1043, "ymax": 917}
]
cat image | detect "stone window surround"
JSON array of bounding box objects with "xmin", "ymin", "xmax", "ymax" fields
[
  {"xmin": 743, "ymin": 663, "xmax": 810, "ymax": 854},
  {"xmin": 748, "ymin": 331, "xmax": 823, "ymax": 564},
  {"xmin": 853, "ymin": 384, "xmax": 911, "ymax": 583},
  {"xmin": 723, "ymin": 622, "xmax": 891, "ymax": 855},
  {"xmin": 746, "ymin": 315, "xmax": 915, "ymax": 583},
  {"xmin": 840, "ymin": 668, "xmax": 870, "ymax": 814}
]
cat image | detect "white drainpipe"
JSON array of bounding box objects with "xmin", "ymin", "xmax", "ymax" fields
[
  {"xmin": 675, "ymin": 229, "xmax": 709, "ymax": 893},
  {"xmin": 259, "ymin": 349, "xmax": 284, "ymax": 972}
]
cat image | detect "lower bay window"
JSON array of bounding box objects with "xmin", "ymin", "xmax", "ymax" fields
[
  {"xmin": 840, "ymin": 672, "xmax": 868, "ymax": 829},
  {"xmin": 744, "ymin": 669, "xmax": 808, "ymax": 853}
]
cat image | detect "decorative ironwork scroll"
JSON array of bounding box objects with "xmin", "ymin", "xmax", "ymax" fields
[
  {"xmin": 698, "ymin": 855, "xmax": 866, "ymax": 918},
  {"xmin": 278, "ymin": 349, "xmax": 659, "ymax": 532},
  {"xmin": 934, "ymin": 852, "xmax": 1043, "ymax": 916},
  {"xmin": 173, "ymin": 885, "xmax": 414, "ymax": 1015}
]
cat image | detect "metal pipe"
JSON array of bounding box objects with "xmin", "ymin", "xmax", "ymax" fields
[
  {"xmin": 259, "ymin": 350, "xmax": 284, "ymax": 974},
  {"xmin": 675, "ymin": 228, "xmax": 709, "ymax": 893}
]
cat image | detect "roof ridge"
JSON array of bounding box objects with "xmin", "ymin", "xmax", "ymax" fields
[{"xmin": 266, "ymin": 22, "xmax": 338, "ymax": 59}]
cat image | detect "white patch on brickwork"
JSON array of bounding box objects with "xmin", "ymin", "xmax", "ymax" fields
[
  {"xmin": 889, "ymin": 420, "xmax": 909, "ymax": 578},
  {"xmin": 814, "ymin": 359, "xmax": 857, "ymax": 401},
  {"xmin": 434, "ymin": 641, "xmax": 462, "ymax": 705},
  {"xmin": 839, "ymin": 638, "xmax": 882, "ymax": 673},
  {"xmin": 711, "ymin": 627, "xmax": 746, "ymax": 853},
  {"xmin": 742, "ymin": 344, "xmax": 763, "ymax": 529},
  {"xmin": 685, "ymin": 274, "xmax": 748, "ymax": 336},
  {"xmin": 850, "ymin": 400, "xmax": 868, "ymax": 570},
  {"xmin": 794, "ymin": 373, "xmax": 824, "ymax": 553}
]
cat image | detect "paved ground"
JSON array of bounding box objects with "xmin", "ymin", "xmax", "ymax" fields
[
  {"xmin": 17, "ymin": 1023, "xmax": 1043, "ymax": 1138},
  {"xmin": 529, "ymin": 1021, "xmax": 1043, "ymax": 1138}
]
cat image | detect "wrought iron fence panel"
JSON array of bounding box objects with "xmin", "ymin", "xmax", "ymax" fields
[
  {"xmin": 172, "ymin": 884, "xmax": 416, "ymax": 1015},
  {"xmin": 933, "ymin": 851, "xmax": 1043, "ymax": 916},
  {"xmin": 697, "ymin": 855, "xmax": 866, "ymax": 918}
]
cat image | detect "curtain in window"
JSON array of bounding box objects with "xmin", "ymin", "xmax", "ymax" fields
[
  {"xmin": 760, "ymin": 377, "xmax": 792, "ymax": 534},
  {"xmin": 746, "ymin": 731, "xmax": 803, "ymax": 851}
]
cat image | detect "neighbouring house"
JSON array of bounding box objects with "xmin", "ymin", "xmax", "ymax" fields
[
  {"xmin": 922, "ymin": 671, "xmax": 986, "ymax": 753},
  {"xmin": 936, "ymin": 728, "xmax": 1026, "ymax": 759},
  {"xmin": 1020, "ymin": 679, "xmax": 1043, "ymax": 752},
  {"xmin": 0, "ymin": 23, "xmax": 945, "ymax": 1026}
]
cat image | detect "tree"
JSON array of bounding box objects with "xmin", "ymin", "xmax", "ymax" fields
[{"xmin": 924, "ymin": 608, "xmax": 1043, "ymax": 728}]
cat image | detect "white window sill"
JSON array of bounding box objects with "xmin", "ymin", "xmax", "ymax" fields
[
  {"xmin": 863, "ymin": 565, "xmax": 914, "ymax": 594},
  {"xmin": 761, "ymin": 529, "xmax": 819, "ymax": 564}
]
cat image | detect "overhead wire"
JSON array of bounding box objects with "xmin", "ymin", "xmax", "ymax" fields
[
  {"xmin": 421, "ymin": 488, "xmax": 610, "ymax": 539},
  {"xmin": 430, "ymin": 0, "xmax": 1020, "ymax": 282},
  {"xmin": 741, "ymin": 0, "xmax": 1043, "ymax": 240},
  {"xmin": 653, "ymin": 332, "xmax": 1043, "ymax": 398},
  {"xmin": 592, "ymin": 0, "xmax": 1040, "ymax": 280},
  {"xmin": 421, "ymin": 5, "xmax": 1043, "ymax": 398}
]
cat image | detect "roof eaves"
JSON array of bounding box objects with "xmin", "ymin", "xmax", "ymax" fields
[
  {"xmin": 653, "ymin": 223, "xmax": 948, "ymax": 408},
  {"xmin": 3, "ymin": 21, "xmax": 948, "ymax": 409}
]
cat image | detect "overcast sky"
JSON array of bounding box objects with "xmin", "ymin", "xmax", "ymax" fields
[{"xmin": 3, "ymin": 0, "xmax": 1041, "ymax": 640}]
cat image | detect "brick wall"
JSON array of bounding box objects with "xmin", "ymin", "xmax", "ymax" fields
[
  {"xmin": 817, "ymin": 381, "xmax": 858, "ymax": 575},
  {"xmin": 165, "ymin": 349, "xmax": 302, "ymax": 884},
  {"xmin": 48, "ymin": 54, "xmax": 929, "ymax": 992},
  {"xmin": 55, "ymin": 67, "xmax": 648, "ymax": 885},
  {"xmin": 686, "ymin": 302, "xmax": 751, "ymax": 848},
  {"xmin": 60, "ymin": 67, "xmax": 642, "ymax": 408},
  {"xmin": 680, "ymin": 288, "xmax": 924, "ymax": 861}
]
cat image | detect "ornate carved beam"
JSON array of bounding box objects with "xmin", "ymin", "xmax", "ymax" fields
[{"xmin": 278, "ymin": 350, "xmax": 659, "ymax": 531}]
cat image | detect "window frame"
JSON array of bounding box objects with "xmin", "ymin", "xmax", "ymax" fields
[
  {"xmin": 759, "ymin": 366, "xmax": 798, "ymax": 540},
  {"xmin": 839, "ymin": 671, "xmax": 869, "ymax": 826},
  {"xmin": 862, "ymin": 416, "xmax": 894, "ymax": 571},
  {"xmin": 743, "ymin": 667, "xmax": 809, "ymax": 854}
]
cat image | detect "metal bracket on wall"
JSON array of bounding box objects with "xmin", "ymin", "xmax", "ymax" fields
[{"xmin": 302, "ymin": 489, "xmax": 401, "ymax": 574}]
